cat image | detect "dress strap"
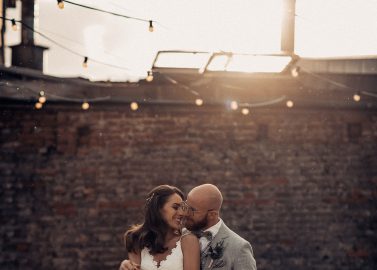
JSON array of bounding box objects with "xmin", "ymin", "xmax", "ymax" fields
[{"xmin": 180, "ymin": 228, "xmax": 193, "ymax": 239}]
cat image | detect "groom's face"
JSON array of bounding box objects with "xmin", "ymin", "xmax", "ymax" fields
[{"xmin": 183, "ymin": 198, "xmax": 210, "ymax": 231}]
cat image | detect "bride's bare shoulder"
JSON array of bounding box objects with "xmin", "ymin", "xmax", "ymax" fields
[{"xmin": 181, "ymin": 232, "xmax": 199, "ymax": 248}]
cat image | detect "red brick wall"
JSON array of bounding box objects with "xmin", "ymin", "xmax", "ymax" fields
[{"xmin": 1, "ymin": 104, "xmax": 376, "ymax": 270}]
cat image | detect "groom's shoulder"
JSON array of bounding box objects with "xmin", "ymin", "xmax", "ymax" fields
[{"xmin": 221, "ymin": 222, "xmax": 250, "ymax": 245}]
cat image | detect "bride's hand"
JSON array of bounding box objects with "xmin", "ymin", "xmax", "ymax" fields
[{"xmin": 119, "ymin": 259, "xmax": 140, "ymax": 270}]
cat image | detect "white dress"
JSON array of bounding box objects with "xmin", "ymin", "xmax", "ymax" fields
[{"xmin": 140, "ymin": 239, "xmax": 183, "ymax": 270}]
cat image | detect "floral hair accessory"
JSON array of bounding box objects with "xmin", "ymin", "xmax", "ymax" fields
[{"xmin": 146, "ymin": 192, "xmax": 155, "ymax": 205}]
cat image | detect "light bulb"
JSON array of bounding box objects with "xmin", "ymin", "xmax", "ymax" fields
[
  {"xmin": 286, "ymin": 100, "xmax": 294, "ymax": 108},
  {"xmin": 57, "ymin": 0, "xmax": 64, "ymax": 9},
  {"xmin": 353, "ymin": 93, "xmax": 361, "ymax": 102},
  {"xmin": 82, "ymin": 57, "xmax": 88, "ymax": 68},
  {"xmin": 230, "ymin": 101, "xmax": 238, "ymax": 110},
  {"xmin": 11, "ymin": 19, "xmax": 17, "ymax": 31},
  {"xmin": 241, "ymin": 108, "xmax": 249, "ymax": 115},
  {"xmin": 146, "ymin": 71, "xmax": 153, "ymax": 82},
  {"xmin": 39, "ymin": 90, "xmax": 45, "ymax": 96},
  {"xmin": 130, "ymin": 102, "xmax": 138, "ymax": 111},
  {"xmin": 39, "ymin": 96, "xmax": 46, "ymax": 104},
  {"xmin": 149, "ymin": 20, "xmax": 154, "ymax": 32},
  {"xmin": 35, "ymin": 102, "xmax": 42, "ymax": 109},
  {"xmin": 291, "ymin": 67, "xmax": 299, "ymax": 78},
  {"xmin": 195, "ymin": 99, "xmax": 203, "ymax": 106},
  {"xmin": 82, "ymin": 102, "xmax": 89, "ymax": 110}
]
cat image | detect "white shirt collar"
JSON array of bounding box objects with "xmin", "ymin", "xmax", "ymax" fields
[{"xmin": 204, "ymin": 218, "xmax": 222, "ymax": 238}]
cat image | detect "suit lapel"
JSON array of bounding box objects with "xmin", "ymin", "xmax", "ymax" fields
[{"xmin": 201, "ymin": 223, "xmax": 229, "ymax": 270}]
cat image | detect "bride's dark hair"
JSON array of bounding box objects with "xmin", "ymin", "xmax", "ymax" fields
[{"xmin": 124, "ymin": 185, "xmax": 185, "ymax": 255}]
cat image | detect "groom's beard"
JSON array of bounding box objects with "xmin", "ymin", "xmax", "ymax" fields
[{"xmin": 186, "ymin": 213, "xmax": 209, "ymax": 231}]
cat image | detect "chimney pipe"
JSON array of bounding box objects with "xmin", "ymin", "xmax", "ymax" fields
[
  {"xmin": 10, "ymin": 0, "xmax": 48, "ymax": 71},
  {"xmin": 281, "ymin": 0, "xmax": 296, "ymax": 54},
  {"xmin": 21, "ymin": 0, "xmax": 35, "ymax": 45}
]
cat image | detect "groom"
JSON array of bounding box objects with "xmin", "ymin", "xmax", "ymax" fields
[{"xmin": 119, "ymin": 184, "xmax": 257, "ymax": 270}]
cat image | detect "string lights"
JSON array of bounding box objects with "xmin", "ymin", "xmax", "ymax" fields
[
  {"xmin": 230, "ymin": 101, "xmax": 238, "ymax": 110},
  {"xmin": 11, "ymin": 19, "xmax": 17, "ymax": 31},
  {"xmin": 2, "ymin": 78, "xmax": 375, "ymax": 116},
  {"xmin": 82, "ymin": 101, "xmax": 90, "ymax": 110},
  {"xmin": 241, "ymin": 108, "xmax": 250, "ymax": 115},
  {"xmin": 57, "ymin": 0, "xmax": 155, "ymax": 31},
  {"xmin": 35, "ymin": 102, "xmax": 43, "ymax": 109},
  {"xmin": 0, "ymin": 82, "xmax": 110, "ymax": 111},
  {"xmin": 353, "ymin": 92, "xmax": 361, "ymax": 102},
  {"xmin": 291, "ymin": 66, "xmax": 300, "ymax": 78},
  {"xmin": 286, "ymin": 100, "xmax": 294, "ymax": 108},
  {"xmin": 0, "ymin": 5, "xmax": 375, "ymax": 115},
  {"xmin": 82, "ymin": 57, "xmax": 88, "ymax": 68},
  {"xmin": 195, "ymin": 98, "xmax": 203, "ymax": 106},
  {"xmin": 130, "ymin": 102, "xmax": 139, "ymax": 111},
  {"xmin": 146, "ymin": 71, "xmax": 154, "ymax": 82},
  {"xmin": 57, "ymin": 0, "xmax": 65, "ymax": 9},
  {"xmin": 0, "ymin": 16, "xmax": 132, "ymax": 72},
  {"xmin": 38, "ymin": 91, "xmax": 47, "ymax": 104},
  {"xmin": 298, "ymin": 67, "xmax": 367, "ymax": 103},
  {"xmin": 149, "ymin": 20, "xmax": 154, "ymax": 32},
  {"xmin": 3, "ymin": 17, "xmax": 366, "ymax": 107}
]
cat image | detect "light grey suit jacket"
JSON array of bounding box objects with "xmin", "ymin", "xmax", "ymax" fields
[{"xmin": 200, "ymin": 222, "xmax": 257, "ymax": 270}]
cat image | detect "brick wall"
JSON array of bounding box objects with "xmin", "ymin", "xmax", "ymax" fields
[{"xmin": 1, "ymin": 104, "xmax": 376, "ymax": 270}]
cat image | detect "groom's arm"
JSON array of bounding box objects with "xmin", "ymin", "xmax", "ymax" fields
[
  {"xmin": 119, "ymin": 259, "xmax": 140, "ymax": 270},
  {"xmin": 119, "ymin": 252, "xmax": 141, "ymax": 270},
  {"xmin": 233, "ymin": 242, "xmax": 257, "ymax": 270}
]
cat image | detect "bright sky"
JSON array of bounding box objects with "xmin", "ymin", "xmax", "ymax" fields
[{"xmin": 4, "ymin": 0, "xmax": 377, "ymax": 81}]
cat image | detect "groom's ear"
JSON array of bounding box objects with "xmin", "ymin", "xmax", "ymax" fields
[{"xmin": 208, "ymin": 210, "xmax": 219, "ymax": 220}]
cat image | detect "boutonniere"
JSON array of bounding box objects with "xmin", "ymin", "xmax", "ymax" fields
[{"xmin": 206, "ymin": 238, "xmax": 227, "ymax": 269}]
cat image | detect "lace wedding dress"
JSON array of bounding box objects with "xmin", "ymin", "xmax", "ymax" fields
[{"xmin": 140, "ymin": 239, "xmax": 183, "ymax": 270}]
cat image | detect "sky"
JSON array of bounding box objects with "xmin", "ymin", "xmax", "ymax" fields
[{"xmin": 4, "ymin": 0, "xmax": 377, "ymax": 82}]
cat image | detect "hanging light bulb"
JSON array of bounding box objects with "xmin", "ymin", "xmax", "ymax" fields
[
  {"xmin": 57, "ymin": 0, "xmax": 64, "ymax": 9},
  {"xmin": 39, "ymin": 96, "xmax": 46, "ymax": 104},
  {"xmin": 11, "ymin": 19, "xmax": 17, "ymax": 31},
  {"xmin": 82, "ymin": 102, "xmax": 90, "ymax": 110},
  {"xmin": 146, "ymin": 71, "xmax": 153, "ymax": 82},
  {"xmin": 291, "ymin": 67, "xmax": 300, "ymax": 78},
  {"xmin": 38, "ymin": 91, "xmax": 46, "ymax": 103},
  {"xmin": 35, "ymin": 102, "xmax": 43, "ymax": 109},
  {"xmin": 353, "ymin": 92, "xmax": 361, "ymax": 102},
  {"xmin": 130, "ymin": 102, "xmax": 139, "ymax": 111},
  {"xmin": 241, "ymin": 108, "xmax": 249, "ymax": 115},
  {"xmin": 286, "ymin": 100, "xmax": 294, "ymax": 108},
  {"xmin": 149, "ymin": 20, "xmax": 154, "ymax": 32},
  {"xmin": 195, "ymin": 99, "xmax": 203, "ymax": 106},
  {"xmin": 230, "ymin": 101, "xmax": 238, "ymax": 110},
  {"xmin": 82, "ymin": 57, "xmax": 88, "ymax": 68}
]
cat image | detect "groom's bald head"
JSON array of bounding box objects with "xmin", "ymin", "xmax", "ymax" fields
[
  {"xmin": 184, "ymin": 183, "xmax": 223, "ymax": 230},
  {"xmin": 188, "ymin": 184, "xmax": 223, "ymax": 211}
]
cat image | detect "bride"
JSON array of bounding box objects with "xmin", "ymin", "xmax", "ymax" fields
[{"xmin": 123, "ymin": 185, "xmax": 200, "ymax": 270}]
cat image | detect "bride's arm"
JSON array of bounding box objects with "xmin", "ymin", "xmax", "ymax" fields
[{"xmin": 181, "ymin": 234, "xmax": 200, "ymax": 270}]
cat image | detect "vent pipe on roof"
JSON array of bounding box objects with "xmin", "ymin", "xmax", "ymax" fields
[
  {"xmin": 10, "ymin": 0, "xmax": 48, "ymax": 71},
  {"xmin": 281, "ymin": 0, "xmax": 296, "ymax": 54}
]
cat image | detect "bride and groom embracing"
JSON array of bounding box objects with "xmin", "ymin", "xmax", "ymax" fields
[{"xmin": 120, "ymin": 184, "xmax": 257, "ymax": 270}]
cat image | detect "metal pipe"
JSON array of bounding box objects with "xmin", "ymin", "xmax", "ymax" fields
[{"xmin": 281, "ymin": 0, "xmax": 296, "ymax": 54}]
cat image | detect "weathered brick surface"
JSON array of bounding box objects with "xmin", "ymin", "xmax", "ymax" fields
[{"xmin": 0, "ymin": 104, "xmax": 376, "ymax": 270}]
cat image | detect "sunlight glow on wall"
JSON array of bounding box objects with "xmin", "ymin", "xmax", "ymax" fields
[
  {"xmin": 153, "ymin": 51, "xmax": 210, "ymax": 69},
  {"xmin": 153, "ymin": 51, "xmax": 293, "ymax": 73},
  {"xmin": 207, "ymin": 54, "xmax": 292, "ymax": 73}
]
